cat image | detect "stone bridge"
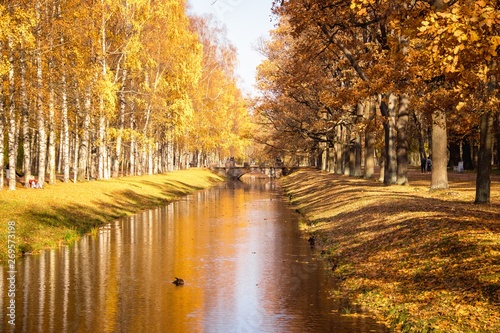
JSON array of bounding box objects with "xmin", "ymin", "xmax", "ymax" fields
[{"xmin": 210, "ymin": 165, "xmax": 284, "ymax": 179}]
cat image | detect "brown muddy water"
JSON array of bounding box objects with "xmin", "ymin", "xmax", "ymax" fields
[{"xmin": 1, "ymin": 180, "xmax": 389, "ymax": 333}]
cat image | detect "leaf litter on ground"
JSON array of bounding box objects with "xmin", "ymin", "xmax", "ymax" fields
[{"xmin": 281, "ymin": 168, "xmax": 500, "ymax": 332}]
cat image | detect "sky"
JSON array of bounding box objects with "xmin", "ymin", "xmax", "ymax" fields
[{"xmin": 187, "ymin": 0, "xmax": 276, "ymax": 96}]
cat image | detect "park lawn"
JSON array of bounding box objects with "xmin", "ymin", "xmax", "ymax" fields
[
  {"xmin": 0, "ymin": 169, "xmax": 223, "ymax": 262},
  {"xmin": 281, "ymin": 168, "xmax": 500, "ymax": 333}
]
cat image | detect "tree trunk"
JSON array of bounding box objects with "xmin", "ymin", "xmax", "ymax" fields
[
  {"xmin": 148, "ymin": 144, "xmax": 154, "ymax": 175},
  {"xmin": 430, "ymin": 110, "xmax": 449, "ymax": 190},
  {"xmin": 352, "ymin": 103, "xmax": 363, "ymax": 177},
  {"xmin": 98, "ymin": 0, "xmax": 109, "ymax": 180},
  {"xmin": 159, "ymin": 142, "xmax": 166, "ymax": 173},
  {"xmin": 36, "ymin": 0, "xmax": 47, "ymax": 186},
  {"xmin": 348, "ymin": 141, "xmax": 355, "ymax": 176},
  {"xmin": 320, "ymin": 141, "xmax": 328, "ymax": 171},
  {"xmin": 327, "ymin": 145, "xmax": 335, "ymax": 173},
  {"xmin": 448, "ymin": 140, "xmax": 461, "ymax": 168},
  {"xmin": 20, "ymin": 45, "xmax": 31, "ymax": 187},
  {"xmin": 129, "ymin": 105, "xmax": 136, "ymax": 176},
  {"xmin": 77, "ymin": 87, "xmax": 91, "ymax": 181},
  {"xmin": 396, "ymin": 94, "xmax": 409, "ymax": 185},
  {"xmin": 154, "ymin": 142, "xmax": 160, "ymax": 174},
  {"xmin": 335, "ymin": 125, "xmax": 343, "ymax": 174},
  {"xmin": 47, "ymin": 75, "xmax": 56, "ymax": 185},
  {"xmin": 57, "ymin": 129, "xmax": 63, "ymax": 173},
  {"xmin": 139, "ymin": 148, "xmax": 147, "ymax": 175},
  {"xmin": 473, "ymin": 143, "xmax": 479, "ymax": 170},
  {"xmin": 113, "ymin": 69, "xmax": 127, "ymax": 178},
  {"xmin": 343, "ymin": 126, "xmax": 350, "ymax": 176},
  {"xmin": 60, "ymin": 36, "xmax": 70, "ymax": 183},
  {"xmin": 496, "ymin": 113, "xmax": 500, "ymax": 171},
  {"xmin": 462, "ymin": 137, "xmax": 474, "ymax": 170},
  {"xmin": 380, "ymin": 94, "xmax": 398, "ymax": 185},
  {"xmin": 167, "ymin": 138, "xmax": 174, "ymax": 172},
  {"xmin": 98, "ymin": 117, "xmax": 106, "ymax": 179},
  {"xmin": 413, "ymin": 112, "xmax": 426, "ymax": 166},
  {"xmin": 73, "ymin": 113, "xmax": 79, "ymax": 183},
  {"xmin": 475, "ymin": 112, "xmax": 494, "ymax": 203},
  {"xmin": 364, "ymin": 97, "xmax": 376, "ymax": 179},
  {"xmin": 7, "ymin": 38, "xmax": 17, "ymax": 190},
  {"xmin": 379, "ymin": 150, "xmax": 385, "ymax": 183}
]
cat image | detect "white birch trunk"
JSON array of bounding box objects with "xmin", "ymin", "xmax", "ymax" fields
[
  {"xmin": 61, "ymin": 37, "xmax": 70, "ymax": 183},
  {"xmin": 98, "ymin": 0, "xmax": 109, "ymax": 180},
  {"xmin": 129, "ymin": 104, "xmax": 136, "ymax": 176},
  {"xmin": 57, "ymin": 128, "xmax": 63, "ymax": 173},
  {"xmin": 7, "ymin": 38, "xmax": 17, "ymax": 190},
  {"xmin": 148, "ymin": 144, "xmax": 154, "ymax": 175},
  {"xmin": 47, "ymin": 75, "xmax": 56, "ymax": 185},
  {"xmin": 21, "ymin": 45, "xmax": 31, "ymax": 187},
  {"xmin": 77, "ymin": 87, "xmax": 91, "ymax": 181},
  {"xmin": 36, "ymin": 0, "xmax": 47, "ymax": 186},
  {"xmin": 113, "ymin": 68, "xmax": 127, "ymax": 178}
]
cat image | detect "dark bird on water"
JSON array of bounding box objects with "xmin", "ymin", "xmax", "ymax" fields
[
  {"xmin": 308, "ymin": 236, "xmax": 315, "ymax": 247},
  {"xmin": 173, "ymin": 277, "xmax": 184, "ymax": 286}
]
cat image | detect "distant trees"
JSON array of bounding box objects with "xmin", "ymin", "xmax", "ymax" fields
[
  {"xmin": 0, "ymin": 0, "xmax": 251, "ymax": 190},
  {"xmin": 187, "ymin": 15, "xmax": 253, "ymax": 168},
  {"xmin": 256, "ymin": 0, "xmax": 499, "ymax": 202}
]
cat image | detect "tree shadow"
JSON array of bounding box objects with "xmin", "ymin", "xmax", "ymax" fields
[
  {"xmin": 282, "ymin": 168, "xmax": 500, "ymax": 330},
  {"xmin": 24, "ymin": 177, "xmax": 214, "ymax": 237}
]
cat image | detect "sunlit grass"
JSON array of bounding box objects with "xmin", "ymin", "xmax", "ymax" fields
[{"xmin": 0, "ymin": 169, "xmax": 223, "ymax": 262}]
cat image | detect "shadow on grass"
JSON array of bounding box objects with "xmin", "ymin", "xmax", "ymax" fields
[
  {"xmin": 282, "ymin": 168, "xmax": 500, "ymax": 331},
  {"xmin": 24, "ymin": 178, "xmax": 213, "ymax": 238}
]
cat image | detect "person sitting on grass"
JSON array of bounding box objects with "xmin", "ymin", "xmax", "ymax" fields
[{"xmin": 28, "ymin": 175, "xmax": 43, "ymax": 189}]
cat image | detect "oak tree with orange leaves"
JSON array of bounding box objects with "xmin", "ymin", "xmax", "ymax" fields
[{"xmin": 262, "ymin": 0, "xmax": 499, "ymax": 202}]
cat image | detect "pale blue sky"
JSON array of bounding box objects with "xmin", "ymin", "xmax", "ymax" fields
[{"xmin": 187, "ymin": 0, "xmax": 275, "ymax": 96}]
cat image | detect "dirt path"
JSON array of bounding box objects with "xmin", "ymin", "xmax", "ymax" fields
[{"xmin": 281, "ymin": 168, "xmax": 500, "ymax": 332}]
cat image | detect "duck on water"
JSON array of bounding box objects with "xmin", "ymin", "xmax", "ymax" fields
[{"xmin": 172, "ymin": 277, "xmax": 184, "ymax": 286}]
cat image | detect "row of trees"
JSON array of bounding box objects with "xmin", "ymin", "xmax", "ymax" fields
[
  {"xmin": 0, "ymin": 0, "xmax": 252, "ymax": 191},
  {"xmin": 254, "ymin": 0, "xmax": 500, "ymax": 203}
]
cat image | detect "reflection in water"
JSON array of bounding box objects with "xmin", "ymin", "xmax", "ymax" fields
[{"xmin": 1, "ymin": 180, "xmax": 388, "ymax": 333}]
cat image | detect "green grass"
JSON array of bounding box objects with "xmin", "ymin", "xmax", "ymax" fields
[{"xmin": 0, "ymin": 168, "xmax": 223, "ymax": 263}]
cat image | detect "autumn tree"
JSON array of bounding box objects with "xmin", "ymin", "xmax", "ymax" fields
[
  {"xmin": 265, "ymin": 0, "xmax": 421, "ymax": 184},
  {"xmin": 265, "ymin": 0, "xmax": 499, "ymax": 201},
  {"xmin": 409, "ymin": 0, "xmax": 499, "ymax": 198},
  {"xmin": 186, "ymin": 15, "xmax": 252, "ymax": 167},
  {"xmin": 0, "ymin": 0, "xmax": 252, "ymax": 190}
]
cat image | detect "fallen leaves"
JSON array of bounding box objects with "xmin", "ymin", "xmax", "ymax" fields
[{"xmin": 281, "ymin": 168, "xmax": 500, "ymax": 332}]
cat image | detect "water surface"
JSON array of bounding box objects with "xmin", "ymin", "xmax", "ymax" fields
[{"xmin": 1, "ymin": 180, "xmax": 388, "ymax": 332}]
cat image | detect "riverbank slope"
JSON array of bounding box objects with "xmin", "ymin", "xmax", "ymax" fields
[
  {"xmin": 0, "ymin": 169, "xmax": 222, "ymax": 262},
  {"xmin": 281, "ymin": 168, "xmax": 500, "ymax": 332}
]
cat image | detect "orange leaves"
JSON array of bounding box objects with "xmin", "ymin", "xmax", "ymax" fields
[
  {"xmin": 453, "ymin": 29, "xmax": 465, "ymax": 38},
  {"xmin": 414, "ymin": 0, "xmax": 500, "ymax": 82},
  {"xmin": 453, "ymin": 44, "xmax": 464, "ymax": 55},
  {"xmin": 265, "ymin": 0, "xmax": 500, "ymax": 157},
  {"xmin": 476, "ymin": 0, "xmax": 488, "ymax": 7},
  {"xmin": 488, "ymin": 36, "xmax": 500, "ymax": 57}
]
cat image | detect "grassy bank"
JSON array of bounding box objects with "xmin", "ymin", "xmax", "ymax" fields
[
  {"xmin": 281, "ymin": 168, "xmax": 500, "ymax": 332},
  {"xmin": 0, "ymin": 169, "xmax": 223, "ymax": 262}
]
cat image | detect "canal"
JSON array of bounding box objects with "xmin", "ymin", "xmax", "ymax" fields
[{"xmin": 1, "ymin": 180, "xmax": 388, "ymax": 332}]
